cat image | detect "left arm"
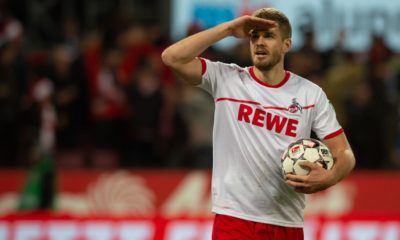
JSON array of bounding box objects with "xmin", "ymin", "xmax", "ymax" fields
[{"xmin": 286, "ymin": 132, "xmax": 355, "ymax": 194}]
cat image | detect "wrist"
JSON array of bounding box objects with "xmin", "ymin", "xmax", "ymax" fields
[
  {"xmin": 218, "ymin": 21, "xmax": 235, "ymax": 37},
  {"xmin": 327, "ymin": 169, "xmax": 341, "ymax": 186}
]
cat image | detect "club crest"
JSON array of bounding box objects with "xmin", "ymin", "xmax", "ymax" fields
[{"xmin": 288, "ymin": 98, "xmax": 303, "ymax": 113}]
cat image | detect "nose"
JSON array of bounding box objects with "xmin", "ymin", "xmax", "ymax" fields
[
  {"xmin": 252, "ymin": 35, "xmax": 265, "ymax": 46},
  {"xmin": 255, "ymin": 37, "xmax": 265, "ymax": 46}
]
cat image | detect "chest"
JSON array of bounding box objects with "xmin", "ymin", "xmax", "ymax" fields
[{"xmin": 215, "ymin": 77, "xmax": 316, "ymax": 138}]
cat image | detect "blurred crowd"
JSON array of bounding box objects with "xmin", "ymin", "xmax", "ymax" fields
[{"xmin": 1, "ymin": 1, "xmax": 400, "ymax": 170}]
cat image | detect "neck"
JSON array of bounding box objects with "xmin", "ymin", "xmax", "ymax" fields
[{"xmin": 253, "ymin": 65, "xmax": 286, "ymax": 86}]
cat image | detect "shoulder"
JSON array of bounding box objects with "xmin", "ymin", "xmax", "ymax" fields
[
  {"xmin": 202, "ymin": 58, "xmax": 246, "ymax": 74},
  {"xmin": 288, "ymin": 72, "xmax": 324, "ymax": 95}
]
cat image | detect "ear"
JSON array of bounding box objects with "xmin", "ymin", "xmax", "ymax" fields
[{"xmin": 282, "ymin": 38, "xmax": 292, "ymax": 54}]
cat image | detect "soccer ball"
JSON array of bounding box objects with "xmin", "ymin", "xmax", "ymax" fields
[{"xmin": 281, "ymin": 138, "xmax": 334, "ymax": 177}]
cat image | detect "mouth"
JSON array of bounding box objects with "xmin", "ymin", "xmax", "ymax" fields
[
  {"xmin": 255, "ymin": 50, "xmax": 268, "ymax": 56},
  {"xmin": 254, "ymin": 53, "xmax": 268, "ymax": 59}
]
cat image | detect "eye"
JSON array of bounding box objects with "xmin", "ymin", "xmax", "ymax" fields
[
  {"xmin": 263, "ymin": 32, "xmax": 274, "ymax": 38},
  {"xmin": 250, "ymin": 33, "xmax": 260, "ymax": 39}
]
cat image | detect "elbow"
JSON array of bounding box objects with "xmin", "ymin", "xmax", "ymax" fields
[
  {"xmin": 348, "ymin": 146, "xmax": 356, "ymax": 171},
  {"xmin": 161, "ymin": 49, "xmax": 169, "ymax": 65},
  {"xmin": 161, "ymin": 48, "xmax": 176, "ymax": 68},
  {"xmin": 162, "ymin": 47, "xmax": 187, "ymax": 70},
  {"xmin": 351, "ymin": 153, "xmax": 356, "ymax": 171}
]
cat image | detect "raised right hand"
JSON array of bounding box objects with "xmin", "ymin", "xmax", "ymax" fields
[{"xmin": 226, "ymin": 15, "xmax": 277, "ymax": 38}]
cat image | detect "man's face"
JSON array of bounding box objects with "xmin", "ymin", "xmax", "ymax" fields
[{"xmin": 249, "ymin": 26, "xmax": 289, "ymax": 71}]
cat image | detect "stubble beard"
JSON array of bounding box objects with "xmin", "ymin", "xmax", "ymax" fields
[{"xmin": 252, "ymin": 51, "xmax": 281, "ymax": 71}]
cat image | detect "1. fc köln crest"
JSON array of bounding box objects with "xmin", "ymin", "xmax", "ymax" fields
[{"xmin": 288, "ymin": 98, "xmax": 303, "ymax": 113}]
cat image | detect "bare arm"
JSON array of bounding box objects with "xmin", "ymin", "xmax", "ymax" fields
[
  {"xmin": 323, "ymin": 133, "xmax": 355, "ymax": 183},
  {"xmin": 286, "ymin": 133, "xmax": 356, "ymax": 194},
  {"xmin": 161, "ymin": 16, "xmax": 276, "ymax": 85}
]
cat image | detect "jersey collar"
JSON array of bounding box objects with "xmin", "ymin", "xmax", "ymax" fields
[{"xmin": 249, "ymin": 67, "xmax": 290, "ymax": 88}]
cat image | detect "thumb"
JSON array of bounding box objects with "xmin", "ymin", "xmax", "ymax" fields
[{"xmin": 298, "ymin": 160, "xmax": 317, "ymax": 169}]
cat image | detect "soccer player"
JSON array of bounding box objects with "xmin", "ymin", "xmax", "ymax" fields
[{"xmin": 162, "ymin": 7, "xmax": 355, "ymax": 240}]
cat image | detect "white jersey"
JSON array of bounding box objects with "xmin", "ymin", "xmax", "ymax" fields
[{"xmin": 198, "ymin": 58, "xmax": 343, "ymax": 228}]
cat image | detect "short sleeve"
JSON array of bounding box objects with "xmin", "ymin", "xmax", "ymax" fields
[
  {"xmin": 196, "ymin": 58, "xmax": 233, "ymax": 98},
  {"xmin": 312, "ymin": 88, "xmax": 343, "ymax": 140}
]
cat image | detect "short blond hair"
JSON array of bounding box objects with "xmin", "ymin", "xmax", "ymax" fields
[{"xmin": 252, "ymin": 8, "xmax": 292, "ymax": 39}]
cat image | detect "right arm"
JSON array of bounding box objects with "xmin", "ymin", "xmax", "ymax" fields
[{"xmin": 161, "ymin": 16, "xmax": 276, "ymax": 85}]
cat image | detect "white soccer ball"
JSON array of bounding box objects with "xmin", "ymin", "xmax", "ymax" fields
[{"xmin": 281, "ymin": 138, "xmax": 334, "ymax": 178}]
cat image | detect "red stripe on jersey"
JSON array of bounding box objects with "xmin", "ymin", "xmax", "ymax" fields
[
  {"xmin": 216, "ymin": 98, "xmax": 315, "ymax": 111},
  {"xmin": 199, "ymin": 57, "xmax": 207, "ymax": 76},
  {"xmin": 323, "ymin": 128, "xmax": 344, "ymax": 139},
  {"xmin": 249, "ymin": 67, "xmax": 290, "ymax": 88},
  {"xmin": 216, "ymin": 98, "xmax": 262, "ymax": 106},
  {"xmin": 263, "ymin": 106, "xmax": 288, "ymax": 111},
  {"xmin": 303, "ymin": 104, "xmax": 315, "ymax": 109}
]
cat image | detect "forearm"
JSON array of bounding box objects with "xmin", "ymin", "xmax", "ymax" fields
[
  {"xmin": 329, "ymin": 148, "xmax": 355, "ymax": 184},
  {"xmin": 162, "ymin": 22, "xmax": 232, "ymax": 66}
]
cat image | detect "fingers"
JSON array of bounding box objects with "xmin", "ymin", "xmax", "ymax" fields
[
  {"xmin": 286, "ymin": 174, "xmax": 307, "ymax": 186},
  {"xmin": 246, "ymin": 16, "xmax": 277, "ymax": 33},
  {"xmin": 286, "ymin": 175, "xmax": 315, "ymax": 194},
  {"xmin": 229, "ymin": 15, "xmax": 277, "ymax": 38},
  {"xmin": 298, "ymin": 161, "xmax": 320, "ymax": 170},
  {"xmin": 249, "ymin": 16, "xmax": 277, "ymax": 27},
  {"xmin": 286, "ymin": 179, "xmax": 312, "ymax": 193},
  {"xmin": 298, "ymin": 161, "xmax": 314, "ymax": 168},
  {"xmin": 285, "ymin": 169, "xmax": 326, "ymax": 194},
  {"xmin": 286, "ymin": 179, "xmax": 306, "ymax": 188},
  {"xmin": 286, "ymin": 173, "xmax": 306, "ymax": 182}
]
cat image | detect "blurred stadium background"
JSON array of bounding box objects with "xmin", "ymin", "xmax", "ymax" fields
[{"xmin": 0, "ymin": 0, "xmax": 400, "ymax": 239}]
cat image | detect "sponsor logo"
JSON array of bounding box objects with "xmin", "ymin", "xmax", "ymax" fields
[
  {"xmin": 237, "ymin": 104, "xmax": 299, "ymax": 137},
  {"xmin": 291, "ymin": 145, "xmax": 301, "ymax": 154}
]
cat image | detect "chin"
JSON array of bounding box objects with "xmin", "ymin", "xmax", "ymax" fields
[
  {"xmin": 256, "ymin": 64, "xmax": 274, "ymax": 71},
  {"xmin": 254, "ymin": 61, "xmax": 274, "ymax": 71}
]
